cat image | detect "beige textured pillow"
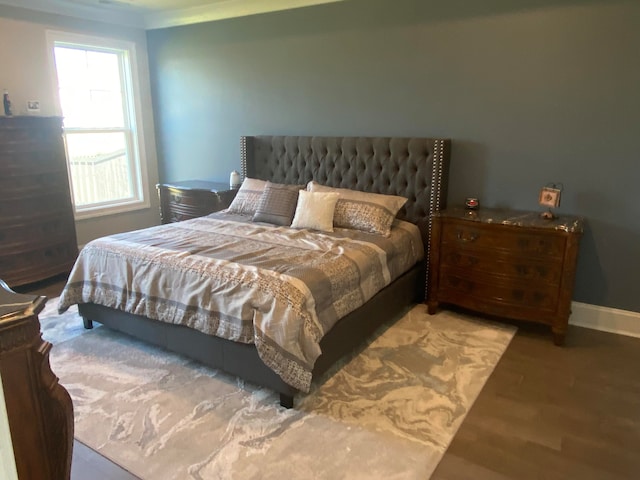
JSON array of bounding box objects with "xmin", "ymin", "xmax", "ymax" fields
[
  {"xmin": 308, "ymin": 181, "xmax": 407, "ymax": 237},
  {"xmin": 291, "ymin": 190, "xmax": 340, "ymax": 232},
  {"xmin": 227, "ymin": 177, "xmax": 266, "ymax": 215}
]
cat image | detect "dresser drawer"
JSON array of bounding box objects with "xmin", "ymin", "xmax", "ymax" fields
[
  {"xmin": 0, "ymin": 149, "xmax": 67, "ymax": 176},
  {"xmin": 0, "ymin": 117, "xmax": 61, "ymax": 144},
  {"xmin": 0, "ymin": 191, "xmax": 73, "ymax": 222},
  {"xmin": 0, "ymin": 242, "xmax": 77, "ymax": 286},
  {"xmin": 440, "ymin": 245, "xmax": 563, "ymax": 284},
  {"xmin": 0, "ymin": 171, "xmax": 70, "ymax": 197},
  {"xmin": 0, "ymin": 217, "xmax": 76, "ymax": 249},
  {"xmin": 441, "ymin": 220, "xmax": 567, "ymax": 257}
]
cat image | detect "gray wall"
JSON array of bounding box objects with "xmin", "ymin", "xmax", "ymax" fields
[{"xmin": 146, "ymin": 0, "xmax": 640, "ymax": 313}]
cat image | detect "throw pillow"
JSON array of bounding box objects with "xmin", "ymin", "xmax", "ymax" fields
[
  {"xmin": 291, "ymin": 190, "xmax": 340, "ymax": 232},
  {"xmin": 227, "ymin": 177, "xmax": 267, "ymax": 215},
  {"xmin": 252, "ymin": 182, "xmax": 301, "ymax": 226},
  {"xmin": 308, "ymin": 181, "xmax": 407, "ymax": 237}
]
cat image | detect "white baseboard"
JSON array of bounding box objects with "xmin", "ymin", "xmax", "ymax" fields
[{"xmin": 570, "ymin": 302, "xmax": 640, "ymax": 339}]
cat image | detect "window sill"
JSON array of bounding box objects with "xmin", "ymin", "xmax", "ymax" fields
[{"xmin": 74, "ymin": 199, "xmax": 152, "ymax": 221}]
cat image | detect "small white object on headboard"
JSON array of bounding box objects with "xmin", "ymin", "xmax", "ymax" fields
[{"xmin": 230, "ymin": 170, "xmax": 241, "ymax": 189}]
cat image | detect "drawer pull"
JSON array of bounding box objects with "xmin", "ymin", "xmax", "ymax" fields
[
  {"xmin": 447, "ymin": 253, "xmax": 479, "ymax": 268},
  {"xmin": 171, "ymin": 194, "xmax": 182, "ymax": 204},
  {"xmin": 456, "ymin": 230, "xmax": 478, "ymax": 243}
]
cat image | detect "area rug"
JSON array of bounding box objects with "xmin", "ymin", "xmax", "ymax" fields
[{"xmin": 42, "ymin": 300, "xmax": 515, "ymax": 480}]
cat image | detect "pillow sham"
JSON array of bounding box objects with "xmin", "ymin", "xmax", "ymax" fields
[
  {"xmin": 291, "ymin": 190, "xmax": 340, "ymax": 232},
  {"xmin": 308, "ymin": 181, "xmax": 407, "ymax": 237},
  {"xmin": 252, "ymin": 181, "xmax": 301, "ymax": 226},
  {"xmin": 227, "ymin": 177, "xmax": 267, "ymax": 215}
]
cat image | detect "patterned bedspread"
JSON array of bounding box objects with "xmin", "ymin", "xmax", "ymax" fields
[{"xmin": 58, "ymin": 212, "xmax": 423, "ymax": 392}]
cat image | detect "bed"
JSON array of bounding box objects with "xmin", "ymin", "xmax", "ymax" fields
[{"xmin": 58, "ymin": 135, "xmax": 450, "ymax": 408}]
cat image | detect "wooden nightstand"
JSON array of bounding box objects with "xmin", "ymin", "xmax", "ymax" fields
[
  {"xmin": 427, "ymin": 207, "xmax": 583, "ymax": 345},
  {"xmin": 157, "ymin": 180, "xmax": 237, "ymax": 224}
]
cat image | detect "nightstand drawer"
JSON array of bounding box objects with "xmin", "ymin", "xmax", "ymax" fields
[
  {"xmin": 166, "ymin": 188, "xmax": 216, "ymax": 208},
  {"xmin": 166, "ymin": 203, "xmax": 214, "ymax": 220},
  {"xmin": 437, "ymin": 280, "xmax": 557, "ymax": 325},
  {"xmin": 441, "ymin": 221, "xmax": 567, "ymax": 257},
  {"xmin": 439, "ymin": 267, "xmax": 560, "ymax": 308},
  {"xmin": 440, "ymin": 245, "xmax": 563, "ymax": 284}
]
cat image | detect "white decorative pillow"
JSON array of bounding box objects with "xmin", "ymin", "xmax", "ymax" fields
[
  {"xmin": 227, "ymin": 177, "xmax": 267, "ymax": 215},
  {"xmin": 291, "ymin": 190, "xmax": 340, "ymax": 232},
  {"xmin": 308, "ymin": 181, "xmax": 407, "ymax": 237}
]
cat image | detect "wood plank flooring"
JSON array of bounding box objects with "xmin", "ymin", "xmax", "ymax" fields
[
  {"xmin": 72, "ymin": 441, "xmax": 139, "ymax": 480},
  {"xmin": 16, "ymin": 276, "xmax": 640, "ymax": 479},
  {"xmin": 433, "ymin": 318, "xmax": 640, "ymax": 480}
]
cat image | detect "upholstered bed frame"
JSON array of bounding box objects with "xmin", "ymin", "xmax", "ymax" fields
[{"xmin": 78, "ymin": 135, "xmax": 450, "ymax": 408}]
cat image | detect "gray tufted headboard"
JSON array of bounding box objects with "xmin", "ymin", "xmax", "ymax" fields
[{"xmin": 240, "ymin": 135, "xmax": 451, "ymax": 245}]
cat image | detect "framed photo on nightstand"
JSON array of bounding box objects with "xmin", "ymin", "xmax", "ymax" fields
[{"xmin": 539, "ymin": 186, "xmax": 561, "ymax": 208}]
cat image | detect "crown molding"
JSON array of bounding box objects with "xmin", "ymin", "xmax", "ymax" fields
[
  {"xmin": 0, "ymin": 0, "xmax": 146, "ymax": 28},
  {"xmin": 144, "ymin": 0, "xmax": 344, "ymax": 29},
  {"xmin": 0, "ymin": 0, "xmax": 345, "ymax": 30}
]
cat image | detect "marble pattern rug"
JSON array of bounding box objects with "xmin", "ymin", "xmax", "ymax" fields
[{"xmin": 42, "ymin": 300, "xmax": 515, "ymax": 480}]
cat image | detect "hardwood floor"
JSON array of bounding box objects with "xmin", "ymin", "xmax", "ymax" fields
[
  {"xmin": 16, "ymin": 276, "xmax": 640, "ymax": 479},
  {"xmin": 71, "ymin": 441, "xmax": 139, "ymax": 480},
  {"xmin": 433, "ymin": 317, "xmax": 640, "ymax": 480}
]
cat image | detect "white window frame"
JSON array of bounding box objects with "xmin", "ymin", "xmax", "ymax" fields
[{"xmin": 46, "ymin": 30, "xmax": 150, "ymax": 220}]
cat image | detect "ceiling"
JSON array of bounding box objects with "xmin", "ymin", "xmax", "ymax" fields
[{"xmin": 0, "ymin": 0, "xmax": 345, "ymax": 29}]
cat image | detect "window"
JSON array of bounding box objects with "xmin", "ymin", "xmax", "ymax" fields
[{"xmin": 47, "ymin": 32, "xmax": 149, "ymax": 218}]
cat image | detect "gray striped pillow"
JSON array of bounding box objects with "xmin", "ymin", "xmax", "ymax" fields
[{"xmin": 252, "ymin": 182, "xmax": 302, "ymax": 226}]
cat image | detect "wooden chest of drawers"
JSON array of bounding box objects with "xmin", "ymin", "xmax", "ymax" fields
[
  {"xmin": 427, "ymin": 207, "xmax": 583, "ymax": 344},
  {"xmin": 0, "ymin": 116, "xmax": 78, "ymax": 287},
  {"xmin": 157, "ymin": 180, "xmax": 237, "ymax": 224}
]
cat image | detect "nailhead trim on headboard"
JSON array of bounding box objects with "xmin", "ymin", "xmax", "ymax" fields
[
  {"xmin": 240, "ymin": 136, "xmax": 248, "ymax": 180},
  {"xmin": 425, "ymin": 139, "xmax": 448, "ymax": 300}
]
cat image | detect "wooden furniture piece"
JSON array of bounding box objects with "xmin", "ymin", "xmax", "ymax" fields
[
  {"xmin": 78, "ymin": 135, "xmax": 451, "ymax": 408},
  {"xmin": 427, "ymin": 207, "xmax": 583, "ymax": 345},
  {"xmin": 157, "ymin": 180, "xmax": 237, "ymax": 224},
  {"xmin": 0, "ymin": 280, "xmax": 74, "ymax": 480},
  {"xmin": 0, "ymin": 116, "xmax": 78, "ymax": 287}
]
